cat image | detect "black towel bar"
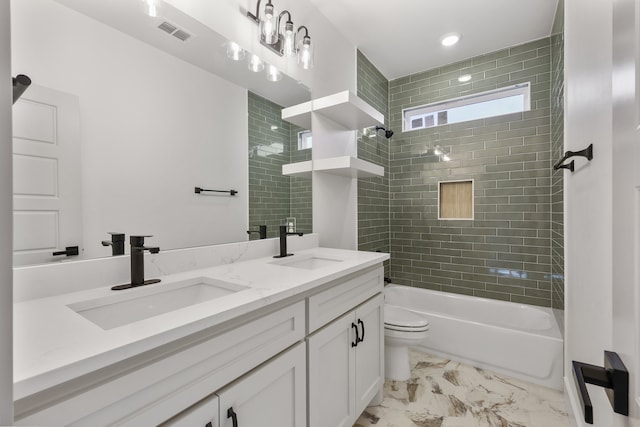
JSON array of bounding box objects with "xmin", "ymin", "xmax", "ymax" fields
[
  {"xmin": 553, "ymin": 144, "xmax": 593, "ymax": 172},
  {"xmin": 194, "ymin": 187, "xmax": 237, "ymax": 196}
]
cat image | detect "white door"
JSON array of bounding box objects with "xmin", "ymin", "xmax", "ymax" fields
[
  {"xmin": 217, "ymin": 342, "xmax": 306, "ymax": 427},
  {"xmin": 611, "ymin": 0, "xmax": 640, "ymax": 424},
  {"xmin": 565, "ymin": 0, "xmax": 640, "ymax": 425},
  {"xmin": 12, "ymin": 84, "xmax": 82, "ymax": 266},
  {"xmin": 354, "ymin": 294, "xmax": 384, "ymax": 416},
  {"xmin": 307, "ymin": 311, "xmax": 356, "ymax": 427}
]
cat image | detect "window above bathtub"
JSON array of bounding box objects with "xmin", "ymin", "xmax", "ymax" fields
[{"xmin": 402, "ymin": 83, "xmax": 531, "ymax": 132}]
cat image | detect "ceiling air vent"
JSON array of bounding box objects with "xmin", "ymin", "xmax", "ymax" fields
[
  {"xmin": 157, "ymin": 21, "xmax": 193, "ymax": 42},
  {"xmin": 172, "ymin": 29, "xmax": 191, "ymax": 42},
  {"xmin": 158, "ymin": 21, "xmax": 177, "ymax": 35}
]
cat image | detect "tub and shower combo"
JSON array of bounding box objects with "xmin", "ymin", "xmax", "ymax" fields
[{"xmin": 384, "ymin": 284, "xmax": 563, "ymax": 390}]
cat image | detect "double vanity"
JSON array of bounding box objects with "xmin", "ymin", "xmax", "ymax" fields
[{"xmin": 13, "ymin": 237, "xmax": 388, "ymax": 426}]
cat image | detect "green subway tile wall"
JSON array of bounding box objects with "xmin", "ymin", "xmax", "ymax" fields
[
  {"xmin": 551, "ymin": 5, "xmax": 565, "ymax": 318},
  {"xmin": 248, "ymin": 92, "xmax": 311, "ymax": 239},
  {"xmin": 387, "ymin": 38, "xmax": 554, "ymax": 307},
  {"xmin": 357, "ymin": 50, "xmax": 390, "ymax": 277}
]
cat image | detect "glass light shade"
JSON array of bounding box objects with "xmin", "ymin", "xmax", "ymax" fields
[
  {"xmin": 297, "ymin": 36, "xmax": 313, "ymax": 70},
  {"xmin": 248, "ymin": 54, "xmax": 265, "ymax": 72},
  {"xmin": 283, "ymin": 22, "xmax": 296, "ymax": 56},
  {"xmin": 226, "ymin": 42, "xmax": 246, "ymax": 61},
  {"xmin": 266, "ymin": 65, "xmax": 282, "ymax": 82},
  {"xmin": 260, "ymin": 3, "xmax": 278, "ymax": 45}
]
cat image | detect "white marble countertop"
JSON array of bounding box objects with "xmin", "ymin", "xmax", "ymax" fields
[{"xmin": 14, "ymin": 247, "xmax": 388, "ymax": 400}]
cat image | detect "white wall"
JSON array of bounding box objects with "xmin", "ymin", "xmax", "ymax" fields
[
  {"xmin": 11, "ymin": 0, "xmax": 249, "ymax": 260},
  {"xmin": 0, "ymin": 1, "xmax": 13, "ymax": 423}
]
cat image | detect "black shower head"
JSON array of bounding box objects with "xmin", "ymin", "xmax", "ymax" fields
[{"xmin": 375, "ymin": 126, "xmax": 394, "ymax": 139}]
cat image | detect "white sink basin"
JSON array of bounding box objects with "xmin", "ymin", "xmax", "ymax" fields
[
  {"xmin": 68, "ymin": 277, "xmax": 248, "ymax": 330},
  {"xmin": 271, "ymin": 255, "xmax": 343, "ymax": 270}
]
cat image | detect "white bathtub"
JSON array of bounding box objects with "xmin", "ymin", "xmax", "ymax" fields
[{"xmin": 385, "ymin": 284, "xmax": 563, "ymax": 390}]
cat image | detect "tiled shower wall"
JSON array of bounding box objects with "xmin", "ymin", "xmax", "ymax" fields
[
  {"xmin": 551, "ymin": 2, "xmax": 565, "ymax": 318},
  {"xmin": 248, "ymin": 92, "xmax": 312, "ymax": 239},
  {"xmin": 387, "ymin": 38, "xmax": 554, "ymax": 307},
  {"xmin": 357, "ymin": 50, "xmax": 390, "ymax": 276}
]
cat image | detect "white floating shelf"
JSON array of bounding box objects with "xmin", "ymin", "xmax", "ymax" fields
[
  {"xmin": 312, "ymin": 91, "xmax": 384, "ymax": 129},
  {"xmin": 281, "ymin": 101, "xmax": 312, "ymax": 129},
  {"xmin": 281, "ymin": 91, "xmax": 384, "ymax": 130},
  {"xmin": 282, "ymin": 157, "xmax": 384, "ymax": 179},
  {"xmin": 282, "ymin": 160, "xmax": 312, "ymax": 178}
]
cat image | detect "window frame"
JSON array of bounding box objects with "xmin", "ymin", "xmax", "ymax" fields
[{"xmin": 402, "ymin": 83, "xmax": 531, "ymax": 132}]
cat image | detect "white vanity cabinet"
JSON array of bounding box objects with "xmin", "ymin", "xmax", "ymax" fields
[
  {"xmin": 14, "ymin": 259, "xmax": 387, "ymax": 427},
  {"xmin": 14, "ymin": 301, "xmax": 306, "ymax": 427},
  {"xmin": 307, "ymin": 268, "xmax": 384, "ymax": 427},
  {"xmin": 162, "ymin": 343, "xmax": 306, "ymax": 427}
]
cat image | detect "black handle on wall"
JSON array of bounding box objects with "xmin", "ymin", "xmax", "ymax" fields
[
  {"xmin": 351, "ymin": 323, "xmax": 359, "ymax": 347},
  {"xmin": 227, "ymin": 407, "xmax": 238, "ymax": 427},
  {"xmin": 357, "ymin": 319, "xmax": 365, "ymax": 344},
  {"xmin": 572, "ymin": 351, "xmax": 629, "ymax": 424}
]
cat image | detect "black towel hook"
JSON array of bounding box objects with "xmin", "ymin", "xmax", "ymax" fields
[{"xmin": 553, "ymin": 144, "xmax": 593, "ymax": 172}]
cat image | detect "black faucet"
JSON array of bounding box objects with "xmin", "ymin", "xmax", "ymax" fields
[
  {"xmin": 101, "ymin": 232, "xmax": 125, "ymax": 256},
  {"xmin": 247, "ymin": 225, "xmax": 267, "ymax": 240},
  {"xmin": 111, "ymin": 235, "xmax": 160, "ymax": 290},
  {"xmin": 273, "ymin": 225, "xmax": 303, "ymax": 258}
]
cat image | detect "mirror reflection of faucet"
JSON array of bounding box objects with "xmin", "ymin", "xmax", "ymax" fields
[
  {"xmin": 101, "ymin": 232, "xmax": 125, "ymax": 256},
  {"xmin": 111, "ymin": 235, "xmax": 161, "ymax": 290},
  {"xmin": 274, "ymin": 225, "xmax": 303, "ymax": 258},
  {"xmin": 247, "ymin": 225, "xmax": 267, "ymax": 239}
]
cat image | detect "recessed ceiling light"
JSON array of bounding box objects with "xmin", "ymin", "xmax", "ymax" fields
[
  {"xmin": 458, "ymin": 74, "xmax": 472, "ymax": 83},
  {"xmin": 440, "ymin": 33, "xmax": 461, "ymax": 47}
]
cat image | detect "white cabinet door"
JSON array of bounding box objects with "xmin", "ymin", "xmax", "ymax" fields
[
  {"xmin": 307, "ymin": 310, "xmax": 356, "ymax": 427},
  {"xmin": 354, "ymin": 294, "xmax": 384, "ymax": 416},
  {"xmin": 217, "ymin": 343, "xmax": 306, "ymax": 427},
  {"xmin": 308, "ymin": 293, "xmax": 384, "ymax": 427},
  {"xmin": 159, "ymin": 394, "xmax": 219, "ymax": 427}
]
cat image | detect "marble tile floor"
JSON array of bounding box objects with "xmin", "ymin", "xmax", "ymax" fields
[{"xmin": 354, "ymin": 349, "xmax": 569, "ymax": 427}]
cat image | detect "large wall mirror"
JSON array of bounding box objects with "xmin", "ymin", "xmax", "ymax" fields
[{"xmin": 11, "ymin": 0, "xmax": 311, "ymax": 266}]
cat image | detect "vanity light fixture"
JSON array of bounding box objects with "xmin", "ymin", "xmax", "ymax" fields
[
  {"xmin": 297, "ymin": 26, "xmax": 314, "ymax": 70},
  {"xmin": 440, "ymin": 32, "xmax": 461, "ymax": 47},
  {"xmin": 246, "ymin": 0, "xmax": 313, "ymax": 68}
]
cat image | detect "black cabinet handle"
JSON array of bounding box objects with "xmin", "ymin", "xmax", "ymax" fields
[
  {"xmin": 351, "ymin": 322, "xmax": 359, "ymax": 347},
  {"xmin": 227, "ymin": 407, "xmax": 238, "ymax": 427},
  {"xmin": 52, "ymin": 246, "xmax": 79, "ymax": 257},
  {"xmin": 357, "ymin": 319, "xmax": 365, "ymax": 344},
  {"xmin": 572, "ymin": 351, "xmax": 629, "ymax": 424}
]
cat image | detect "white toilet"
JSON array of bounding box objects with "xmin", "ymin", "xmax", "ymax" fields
[{"xmin": 384, "ymin": 305, "xmax": 430, "ymax": 381}]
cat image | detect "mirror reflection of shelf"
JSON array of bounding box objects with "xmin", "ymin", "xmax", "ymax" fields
[
  {"xmin": 282, "ymin": 156, "xmax": 384, "ymax": 179},
  {"xmin": 282, "ymin": 90, "xmax": 384, "ymax": 129}
]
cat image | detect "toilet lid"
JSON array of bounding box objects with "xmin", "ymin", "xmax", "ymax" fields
[{"xmin": 384, "ymin": 305, "xmax": 429, "ymax": 330}]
